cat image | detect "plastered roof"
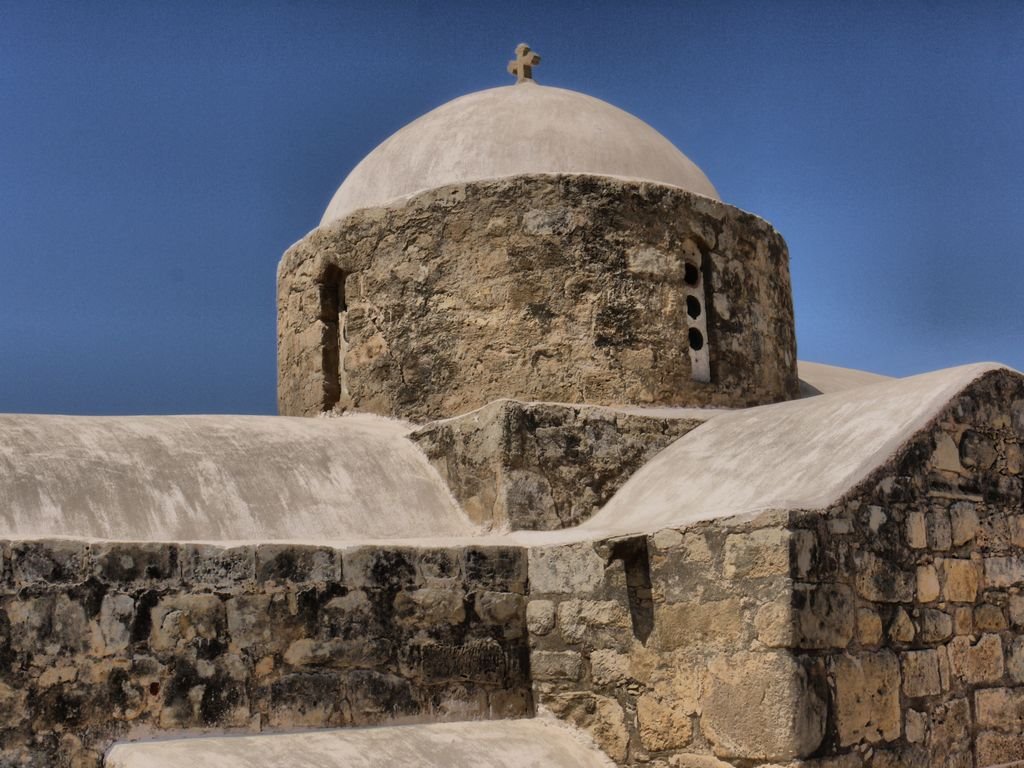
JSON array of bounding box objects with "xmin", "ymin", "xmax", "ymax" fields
[
  {"xmin": 321, "ymin": 83, "xmax": 719, "ymax": 226},
  {"xmin": 0, "ymin": 413, "xmax": 473, "ymax": 542}
]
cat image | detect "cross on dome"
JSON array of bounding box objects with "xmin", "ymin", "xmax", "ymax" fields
[{"xmin": 507, "ymin": 43, "xmax": 540, "ymax": 84}]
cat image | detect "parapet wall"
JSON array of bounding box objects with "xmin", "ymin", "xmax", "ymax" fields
[
  {"xmin": 278, "ymin": 174, "xmax": 799, "ymax": 421},
  {"xmin": 0, "ymin": 540, "xmax": 530, "ymax": 767}
]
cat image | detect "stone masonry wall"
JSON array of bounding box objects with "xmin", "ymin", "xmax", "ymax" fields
[
  {"xmin": 411, "ymin": 399, "xmax": 705, "ymax": 531},
  {"xmin": 785, "ymin": 367, "xmax": 1024, "ymax": 767},
  {"xmin": 0, "ymin": 540, "xmax": 529, "ymax": 767},
  {"xmin": 278, "ymin": 174, "xmax": 799, "ymax": 421},
  {"xmin": 527, "ymin": 369, "xmax": 1024, "ymax": 767},
  {"xmin": 526, "ymin": 514, "xmax": 825, "ymax": 766}
]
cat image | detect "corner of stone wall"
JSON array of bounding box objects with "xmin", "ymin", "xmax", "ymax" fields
[
  {"xmin": 525, "ymin": 509, "xmax": 830, "ymax": 766},
  {"xmin": 411, "ymin": 400, "xmax": 704, "ymax": 531}
]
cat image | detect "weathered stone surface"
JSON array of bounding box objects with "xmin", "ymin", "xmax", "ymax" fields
[
  {"xmin": 529, "ymin": 544, "xmax": 605, "ymax": 595},
  {"xmin": 636, "ymin": 692, "xmax": 693, "ymax": 751},
  {"xmin": 948, "ymin": 633, "xmax": 1004, "ymax": 685},
  {"xmin": 831, "ymin": 651, "xmax": 901, "ymax": 746},
  {"xmin": 700, "ymin": 651, "xmax": 825, "ymax": 760},
  {"xmin": 531, "ymin": 651, "xmax": 583, "ymax": 681},
  {"xmin": 938, "ymin": 558, "xmax": 980, "ymax": 602},
  {"xmin": 543, "ymin": 692, "xmax": 629, "ymax": 762},
  {"xmin": 722, "ymin": 528, "xmax": 791, "ymax": 579},
  {"xmin": 975, "ymin": 687, "xmax": 1024, "ymax": 731},
  {"xmin": 278, "ymin": 175, "xmax": 799, "ymax": 421},
  {"xmin": 526, "ymin": 599, "xmax": 556, "ymax": 636},
  {"xmin": 412, "ymin": 399, "xmax": 702, "ymax": 530},
  {"xmin": 901, "ymin": 650, "xmax": 941, "ymax": 697},
  {"xmin": 0, "ymin": 540, "xmax": 530, "ymax": 766},
  {"xmin": 556, "ymin": 599, "xmax": 631, "ymax": 647},
  {"xmin": 650, "ymin": 599, "xmax": 747, "ymax": 651}
]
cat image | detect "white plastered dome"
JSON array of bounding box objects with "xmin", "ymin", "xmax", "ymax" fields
[{"xmin": 321, "ymin": 83, "xmax": 719, "ymax": 226}]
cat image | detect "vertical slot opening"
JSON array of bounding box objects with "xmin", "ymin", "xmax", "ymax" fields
[
  {"xmin": 609, "ymin": 536, "xmax": 654, "ymax": 644},
  {"xmin": 318, "ymin": 265, "xmax": 347, "ymax": 411}
]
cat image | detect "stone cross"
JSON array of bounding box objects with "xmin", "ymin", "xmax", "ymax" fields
[{"xmin": 507, "ymin": 43, "xmax": 541, "ymax": 84}]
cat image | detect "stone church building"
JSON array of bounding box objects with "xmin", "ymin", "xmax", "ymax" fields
[{"xmin": 2, "ymin": 46, "xmax": 1023, "ymax": 768}]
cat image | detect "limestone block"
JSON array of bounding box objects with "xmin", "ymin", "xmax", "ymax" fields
[
  {"xmin": 526, "ymin": 599, "xmax": 556, "ymax": 636},
  {"xmin": 854, "ymin": 552, "xmax": 914, "ymax": 602},
  {"xmin": 755, "ymin": 598, "xmax": 795, "ymax": 648},
  {"xmin": 462, "ymin": 547, "xmax": 527, "ymax": 592},
  {"xmin": 856, "ymin": 608, "xmax": 883, "ymax": 647},
  {"xmin": 905, "ymin": 708, "xmax": 927, "ymax": 744},
  {"xmin": 650, "ymin": 599, "xmax": 747, "ymax": 651},
  {"xmin": 794, "ymin": 584, "xmax": 855, "ymax": 649},
  {"xmin": 949, "ymin": 502, "xmax": 979, "ymax": 546},
  {"xmin": 918, "ymin": 608, "xmax": 953, "ymax": 643},
  {"xmin": 474, "ymin": 591, "xmax": 525, "ymax": 638},
  {"xmin": 652, "ymin": 528, "xmax": 684, "ymax": 551},
  {"xmin": 543, "ymin": 692, "xmax": 629, "ymax": 762},
  {"xmin": 976, "ymin": 730, "xmax": 1024, "ymax": 767},
  {"xmin": 181, "ymin": 544, "xmax": 255, "ymax": 587},
  {"xmin": 92, "ymin": 542, "xmax": 179, "ymax": 585},
  {"xmin": 959, "ymin": 429, "xmax": 997, "ymax": 469},
  {"xmin": 700, "ymin": 651, "xmax": 825, "ymax": 760},
  {"xmin": 1011, "ymin": 595, "xmax": 1024, "ymax": 628},
  {"xmin": 150, "ymin": 594, "xmax": 227, "ymax": 652},
  {"xmin": 99, "ymin": 593, "xmax": 135, "ymax": 654},
  {"xmin": 906, "ymin": 511, "xmax": 928, "ymax": 549},
  {"xmin": 590, "ymin": 649, "xmax": 633, "ymax": 686},
  {"xmin": 831, "ymin": 651, "xmax": 901, "ymax": 746},
  {"xmin": 954, "ymin": 606, "xmax": 973, "ymax": 636},
  {"xmin": 948, "ymin": 633, "xmax": 1005, "ymax": 685},
  {"xmin": 255, "ymin": 545, "xmax": 339, "ymax": 584},
  {"xmin": 928, "ymin": 697, "xmax": 971, "ymax": 768},
  {"xmin": 888, "ymin": 607, "xmax": 915, "ymax": 644},
  {"xmin": 531, "ymin": 651, "xmax": 583, "ymax": 681},
  {"xmin": 901, "ymin": 650, "xmax": 941, "ymax": 697},
  {"xmin": 557, "ymin": 599, "xmax": 631, "ymax": 646},
  {"xmin": 529, "ymin": 544, "xmax": 605, "ymax": 595},
  {"xmin": 722, "ymin": 528, "xmax": 790, "ymax": 579},
  {"xmin": 11, "ymin": 540, "xmax": 90, "ymax": 584},
  {"xmin": 938, "ymin": 558, "xmax": 980, "ymax": 602},
  {"xmin": 637, "ymin": 692, "xmax": 693, "ymax": 751},
  {"xmin": 975, "ymin": 687, "xmax": 1024, "ymax": 731},
  {"xmin": 1007, "ymin": 636, "xmax": 1024, "ymax": 684},
  {"xmin": 916, "ymin": 565, "xmax": 940, "ymax": 603},
  {"xmin": 927, "ymin": 510, "xmax": 952, "ymax": 551},
  {"xmin": 974, "ymin": 603, "xmax": 1008, "ymax": 632},
  {"xmin": 984, "ymin": 556, "xmax": 1024, "ymax": 589},
  {"xmin": 393, "ymin": 587, "xmax": 467, "ymax": 627}
]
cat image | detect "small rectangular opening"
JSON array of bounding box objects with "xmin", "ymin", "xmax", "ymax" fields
[
  {"xmin": 318, "ymin": 266, "xmax": 347, "ymax": 411},
  {"xmin": 609, "ymin": 536, "xmax": 654, "ymax": 644}
]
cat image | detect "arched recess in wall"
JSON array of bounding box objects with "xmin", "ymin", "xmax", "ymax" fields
[{"xmin": 318, "ymin": 265, "xmax": 348, "ymax": 411}]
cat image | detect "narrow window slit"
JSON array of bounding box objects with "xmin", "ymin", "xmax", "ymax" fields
[
  {"xmin": 318, "ymin": 265, "xmax": 348, "ymax": 411},
  {"xmin": 609, "ymin": 536, "xmax": 654, "ymax": 643}
]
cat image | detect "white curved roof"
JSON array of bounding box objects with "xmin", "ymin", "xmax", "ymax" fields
[
  {"xmin": 0, "ymin": 413, "xmax": 476, "ymax": 543},
  {"xmin": 571, "ymin": 363, "xmax": 1008, "ymax": 538},
  {"xmin": 321, "ymin": 83, "xmax": 719, "ymax": 226}
]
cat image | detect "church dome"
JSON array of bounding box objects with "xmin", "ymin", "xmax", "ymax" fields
[{"xmin": 321, "ymin": 83, "xmax": 719, "ymax": 226}]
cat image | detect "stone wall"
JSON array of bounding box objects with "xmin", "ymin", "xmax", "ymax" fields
[
  {"xmin": 786, "ymin": 367, "xmax": 1024, "ymax": 767},
  {"xmin": 0, "ymin": 540, "xmax": 530, "ymax": 767},
  {"xmin": 528, "ymin": 369, "xmax": 1024, "ymax": 767},
  {"xmin": 527, "ymin": 516, "xmax": 825, "ymax": 766},
  {"xmin": 411, "ymin": 399, "xmax": 705, "ymax": 531},
  {"xmin": 278, "ymin": 174, "xmax": 799, "ymax": 421}
]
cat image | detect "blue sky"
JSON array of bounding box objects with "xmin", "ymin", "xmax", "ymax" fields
[{"xmin": 1, "ymin": 1, "xmax": 1021, "ymax": 414}]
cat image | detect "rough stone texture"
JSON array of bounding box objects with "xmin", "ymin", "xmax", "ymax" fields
[
  {"xmin": 527, "ymin": 518, "xmax": 827, "ymax": 766},
  {"xmin": 0, "ymin": 541, "xmax": 530, "ymax": 767},
  {"xmin": 786, "ymin": 368, "xmax": 1024, "ymax": 768},
  {"xmin": 526, "ymin": 368, "xmax": 1024, "ymax": 767},
  {"xmin": 278, "ymin": 175, "xmax": 799, "ymax": 421},
  {"xmin": 411, "ymin": 399, "xmax": 704, "ymax": 530}
]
